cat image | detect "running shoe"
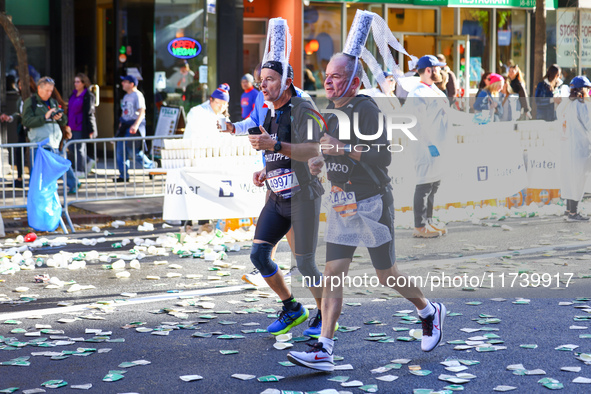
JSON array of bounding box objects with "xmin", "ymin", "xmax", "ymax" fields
[
  {"xmin": 287, "ymin": 342, "xmax": 334, "ymax": 372},
  {"xmin": 284, "ymin": 265, "xmax": 298, "ymax": 278},
  {"xmin": 566, "ymin": 213, "xmax": 590, "ymax": 222},
  {"xmin": 413, "ymin": 227, "xmax": 442, "ymax": 238},
  {"xmin": 428, "ymin": 221, "xmax": 448, "ymax": 235},
  {"xmin": 302, "ymin": 313, "xmax": 339, "ymax": 338},
  {"xmin": 420, "ymin": 302, "xmax": 446, "ymax": 352},
  {"xmin": 267, "ymin": 304, "xmax": 309, "ymax": 335},
  {"xmin": 87, "ymin": 159, "xmax": 96, "ymax": 174},
  {"xmin": 241, "ymin": 268, "xmax": 267, "ymax": 287}
]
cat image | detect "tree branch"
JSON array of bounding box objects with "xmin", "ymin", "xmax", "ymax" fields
[{"xmin": 0, "ymin": 12, "xmax": 31, "ymax": 101}]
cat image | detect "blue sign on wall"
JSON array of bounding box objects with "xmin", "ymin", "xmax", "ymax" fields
[
  {"xmin": 168, "ymin": 37, "xmax": 202, "ymax": 59},
  {"xmin": 498, "ymin": 30, "xmax": 511, "ymax": 47}
]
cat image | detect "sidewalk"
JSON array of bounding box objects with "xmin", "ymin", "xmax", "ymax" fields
[
  {"xmin": 1, "ymin": 154, "xmax": 167, "ymax": 233},
  {"xmin": 2, "ymin": 196, "xmax": 165, "ymax": 234}
]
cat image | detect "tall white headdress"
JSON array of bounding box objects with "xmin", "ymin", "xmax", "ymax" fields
[
  {"xmin": 343, "ymin": 10, "xmax": 418, "ymax": 95},
  {"xmin": 261, "ymin": 17, "xmax": 292, "ymax": 98}
]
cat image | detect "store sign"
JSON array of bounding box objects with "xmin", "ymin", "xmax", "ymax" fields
[
  {"xmin": 413, "ymin": 0, "xmax": 448, "ymax": 5},
  {"xmin": 168, "ymin": 37, "xmax": 202, "ymax": 59},
  {"xmin": 582, "ymin": 11, "xmax": 591, "ymax": 67},
  {"xmin": 312, "ymin": 0, "xmax": 557, "ymax": 8},
  {"xmin": 448, "ymin": 0, "xmax": 531, "ymax": 7},
  {"xmin": 556, "ymin": 10, "xmax": 578, "ymax": 68}
]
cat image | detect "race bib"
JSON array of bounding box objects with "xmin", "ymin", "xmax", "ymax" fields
[
  {"xmin": 330, "ymin": 186, "xmax": 357, "ymax": 218},
  {"xmin": 267, "ymin": 168, "xmax": 300, "ymax": 199}
]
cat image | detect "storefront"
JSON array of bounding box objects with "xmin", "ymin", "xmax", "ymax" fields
[
  {"xmin": 1, "ymin": 0, "xmax": 246, "ymax": 143},
  {"xmin": 550, "ymin": 2, "xmax": 591, "ymax": 84},
  {"xmin": 303, "ymin": 0, "xmax": 558, "ymax": 96}
]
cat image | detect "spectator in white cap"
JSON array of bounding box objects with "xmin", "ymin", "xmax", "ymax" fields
[
  {"xmin": 557, "ymin": 75, "xmax": 591, "ymax": 222},
  {"xmin": 406, "ymin": 55, "xmax": 451, "ymax": 238},
  {"xmin": 182, "ymin": 83, "xmax": 231, "ymax": 233},
  {"xmin": 240, "ymin": 73, "xmax": 257, "ymax": 120},
  {"xmin": 114, "ymin": 74, "xmax": 152, "ymax": 182},
  {"xmin": 183, "ymin": 83, "xmax": 230, "ymax": 141}
]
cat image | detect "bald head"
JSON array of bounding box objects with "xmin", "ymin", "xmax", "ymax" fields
[{"xmin": 324, "ymin": 53, "xmax": 362, "ymax": 101}]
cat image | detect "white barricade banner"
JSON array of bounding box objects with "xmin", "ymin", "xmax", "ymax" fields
[
  {"xmin": 438, "ymin": 141, "xmax": 528, "ymax": 202},
  {"xmin": 389, "ymin": 134, "xmax": 528, "ymax": 209},
  {"xmin": 390, "ymin": 149, "xmax": 417, "ymax": 208},
  {"xmin": 525, "ymin": 145, "xmax": 562, "ymax": 189},
  {"xmin": 389, "ymin": 135, "xmax": 528, "ymax": 207},
  {"xmin": 163, "ymin": 157, "xmax": 266, "ymax": 220}
]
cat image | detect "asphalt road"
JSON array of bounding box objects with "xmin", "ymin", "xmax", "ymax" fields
[{"xmin": 1, "ymin": 216, "xmax": 591, "ymax": 393}]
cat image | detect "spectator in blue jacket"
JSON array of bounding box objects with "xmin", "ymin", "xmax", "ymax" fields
[
  {"xmin": 535, "ymin": 64, "xmax": 562, "ymax": 121},
  {"xmin": 240, "ymin": 73, "xmax": 258, "ymax": 119},
  {"xmin": 474, "ymin": 73, "xmax": 504, "ymax": 122}
]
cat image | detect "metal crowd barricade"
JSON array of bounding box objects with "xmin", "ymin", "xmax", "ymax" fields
[
  {"xmin": 0, "ymin": 141, "xmax": 69, "ymax": 233},
  {"xmin": 61, "ymin": 134, "xmax": 184, "ymax": 233}
]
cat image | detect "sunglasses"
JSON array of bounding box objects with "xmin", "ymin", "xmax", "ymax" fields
[
  {"xmin": 253, "ymin": 81, "xmax": 262, "ymax": 90},
  {"xmin": 39, "ymin": 77, "xmax": 55, "ymax": 84}
]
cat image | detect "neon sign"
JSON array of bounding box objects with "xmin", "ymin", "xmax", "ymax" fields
[{"xmin": 168, "ymin": 37, "xmax": 202, "ymax": 59}]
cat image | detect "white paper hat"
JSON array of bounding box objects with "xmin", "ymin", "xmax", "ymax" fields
[
  {"xmin": 343, "ymin": 10, "xmax": 418, "ymax": 96},
  {"xmin": 262, "ymin": 17, "xmax": 292, "ymax": 98},
  {"xmin": 343, "ymin": 11, "xmax": 373, "ymax": 58}
]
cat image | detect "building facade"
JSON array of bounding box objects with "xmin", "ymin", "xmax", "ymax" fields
[
  {"xmin": 0, "ymin": 0, "xmax": 243, "ymax": 142},
  {"xmin": 0, "ymin": 0, "xmax": 585, "ymax": 143}
]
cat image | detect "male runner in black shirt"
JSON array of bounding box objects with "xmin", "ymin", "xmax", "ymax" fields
[
  {"xmin": 247, "ymin": 61, "xmax": 325, "ymax": 335},
  {"xmin": 287, "ymin": 53, "xmax": 446, "ymax": 372}
]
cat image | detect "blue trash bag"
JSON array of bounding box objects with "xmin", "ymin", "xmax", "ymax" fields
[{"xmin": 27, "ymin": 139, "xmax": 72, "ymax": 231}]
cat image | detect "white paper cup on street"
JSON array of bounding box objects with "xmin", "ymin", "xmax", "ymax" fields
[
  {"xmin": 276, "ymin": 333, "xmax": 292, "ymax": 342},
  {"xmin": 409, "ymin": 328, "xmax": 423, "ymax": 339},
  {"xmin": 273, "ymin": 342, "xmax": 293, "ymax": 350}
]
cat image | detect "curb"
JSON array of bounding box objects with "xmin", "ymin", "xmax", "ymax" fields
[{"xmin": 3, "ymin": 211, "xmax": 163, "ymax": 233}]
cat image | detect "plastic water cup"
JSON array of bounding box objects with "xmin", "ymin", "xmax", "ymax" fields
[{"xmin": 218, "ymin": 116, "xmax": 227, "ymax": 131}]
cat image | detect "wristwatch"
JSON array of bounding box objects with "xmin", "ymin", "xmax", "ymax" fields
[
  {"xmin": 273, "ymin": 140, "xmax": 282, "ymax": 153},
  {"xmin": 342, "ymin": 144, "xmax": 352, "ymax": 156}
]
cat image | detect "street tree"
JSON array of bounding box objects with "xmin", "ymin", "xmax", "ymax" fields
[
  {"xmin": 0, "ymin": 12, "xmax": 31, "ymax": 101},
  {"xmin": 533, "ymin": 0, "xmax": 547, "ymax": 94}
]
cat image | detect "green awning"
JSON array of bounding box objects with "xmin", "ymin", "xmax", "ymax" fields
[{"xmin": 310, "ymin": 0, "xmax": 557, "ymax": 9}]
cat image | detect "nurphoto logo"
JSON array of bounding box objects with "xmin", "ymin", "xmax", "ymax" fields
[{"xmin": 305, "ymin": 107, "xmax": 418, "ymax": 153}]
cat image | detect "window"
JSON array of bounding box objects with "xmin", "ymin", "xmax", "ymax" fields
[
  {"xmin": 495, "ymin": 10, "xmax": 526, "ymax": 77},
  {"xmin": 154, "ymin": 0, "xmax": 206, "ymax": 113},
  {"xmin": 460, "ymin": 8, "xmax": 491, "ymax": 89},
  {"xmin": 304, "ymin": 3, "xmax": 342, "ymax": 91},
  {"xmin": 388, "ymin": 8, "xmax": 436, "ymax": 34}
]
